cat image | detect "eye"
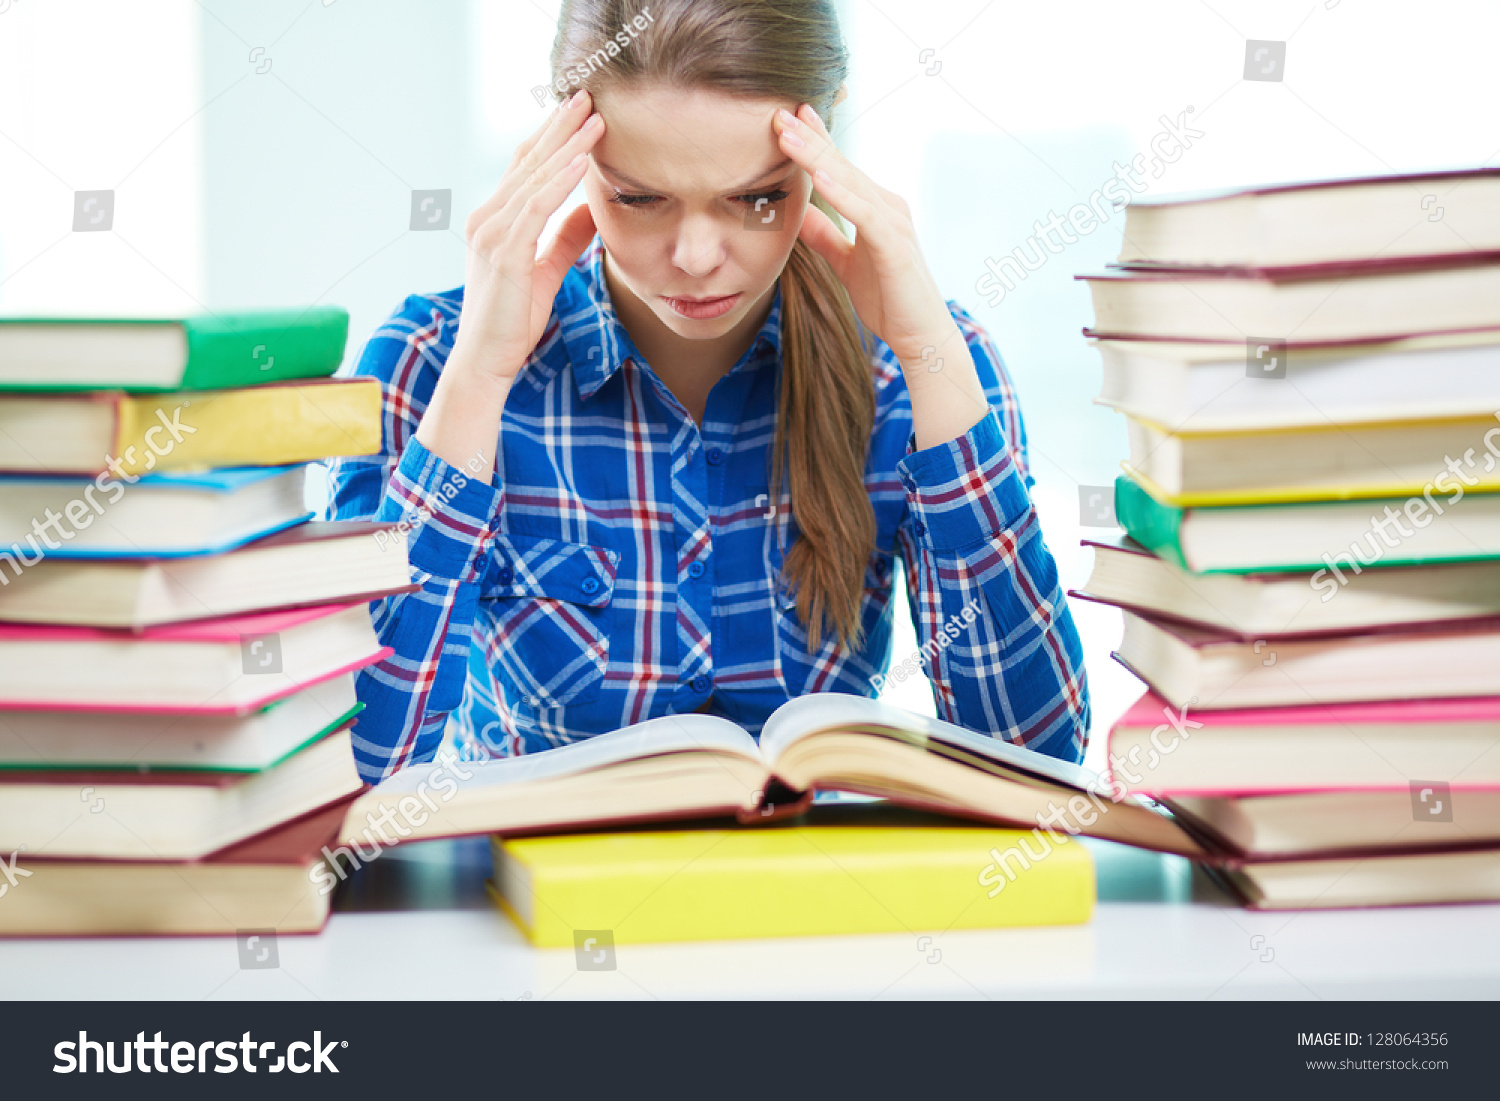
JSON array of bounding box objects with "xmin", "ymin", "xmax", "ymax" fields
[
  {"xmin": 607, "ymin": 189, "xmax": 661, "ymax": 208},
  {"xmin": 735, "ymin": 188, "xmax": 790, "ymax": 206},
  {"xmin": 604, "ymin": 186, "xmax": 793, "ymax": 210}
]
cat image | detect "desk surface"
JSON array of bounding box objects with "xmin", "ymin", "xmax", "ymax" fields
[{"xmin": 3, "ymin": 837, "xmax": 1498, "ymax": 1000}]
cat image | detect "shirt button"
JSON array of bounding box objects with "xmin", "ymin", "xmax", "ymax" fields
[
  {"xmin": 914, "ymin": 520, "xmax": 927, "ymax": 537},
  {"xmin": 706, "ymin": 447, "xmax": 725, "ymax": 465},
  {"xmin": 496, "ymin": 564, "xmax": 514, "ymax": 585},
  {"xmin": 688, "ymin": 561, "xmax": 705, "ymax": 578},
  {"xmin": 580, "ymin": 575, "xmax": 600, "ymax": 595},
  {"xmin": 690, "ymin": 674, "xmax": 711, "ymax": 693}
]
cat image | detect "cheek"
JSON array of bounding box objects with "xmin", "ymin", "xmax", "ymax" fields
[
  {"xmin": 745, "ymin": 191, "xmax": 811, "ymax": 272},
  {"xmin": 739, "ymin": 222, "xmax": 797, "ymax": 280},
  {"xmin": 584, "ymin": 194, "xmax": 665, "ymax": 261},
  {"xmin": 583, "ymin": 186, "xmax": 626, "ymax": 239}
]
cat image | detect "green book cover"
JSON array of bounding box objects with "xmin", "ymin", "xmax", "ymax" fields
[
  {"xmin": 1115, "ymin": 470, "xmax": 1500, "ymax": 575},
  {"xmin": 0, "ymin": 701, "xmax": 363, "ymax": 774},
  {"xmin": 1114, "ymin": 473, "xmax": 1191, "ymax": 570},
  {"xmin": 0, "ymin": 307, "xmax": 350, "ymax": 392}
]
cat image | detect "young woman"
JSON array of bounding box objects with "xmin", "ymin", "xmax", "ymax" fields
[{"xmin": 328, "ymin": 0, "xmax": 1090, "ymax": 783}]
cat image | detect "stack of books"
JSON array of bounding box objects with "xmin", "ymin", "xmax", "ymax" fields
[
  {"xmin": 1073, "ymin": 167, "xmax": 1500, "ymax": 909},
  {"xmin": 0, "ymin": 309, "xmax": 414, "ymax": 935}
]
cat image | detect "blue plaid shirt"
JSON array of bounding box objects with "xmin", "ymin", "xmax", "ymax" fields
[{"xmin": 327, "ymin": 235, "xmax": 1089, "ymax": 782}]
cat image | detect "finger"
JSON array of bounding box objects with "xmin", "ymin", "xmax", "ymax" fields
[
  {"xmin": 512, "ymin": 90, "xmax": 595, "ymax": 175},
  {"xmin": 536, "ymin": 201, "xmax": 598, "ymax": 295},
  {"xmin": 774, "ymin": 105, "xmax": 882, "ymax": 232},
  {"xmin": 509, "ymin": 96, "xmax": 571, "ymax": 171},
  {"xmin": 498, "ymin": 112, "xmax": 604, "ymax": 246},
  {"xmin": 788, "ymin": 106, "xmax": 916, "ymax": 261},
  {"xmin": 467, "ymin": 148, "xmax": 592, "ymax": 290},
  {"xmin": 787, "ymin": 104, "xmax": 887, "ymax": 210},
  {"xmin": 496, "ymin": 95, "xmax": 593, "ymax": 211},
  {"xmin": 796, "ymin": 202, "xmax": 854, "ymax": 277},
  {"xmin": 469, "ymin": 91, "xmax": 594, "ymax": 232}
]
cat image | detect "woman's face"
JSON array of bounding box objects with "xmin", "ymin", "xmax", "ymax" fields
[{"xmin": 583, "ymin": 83, "xmax": 814, "ymax": 338}]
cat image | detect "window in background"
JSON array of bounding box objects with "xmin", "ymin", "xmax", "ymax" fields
[
  {"xmin": 840, "ymin": 0, "xmax": 1500, "ymax": 771},
  {"xmin": 5, "ymin": 1, "xmax": 1498, "ymax": 767},
  {"xmin": 0, "ymin": 0, "xmax": 203, "ymax": 316}
]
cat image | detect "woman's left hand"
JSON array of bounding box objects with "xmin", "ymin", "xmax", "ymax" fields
[{"xmin": 774, "ymin": 103, "xmax": 962, "ymax": 374}]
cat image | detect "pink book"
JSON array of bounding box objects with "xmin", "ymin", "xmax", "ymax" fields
[
  {"xmin": 0, "ymin": 602, "xmax": 389, "ymax": 715},
  {"xmin": 1108, "ymin": 689, "xmax": 1500, "ymax": 797},
  {"xmin": 0, "ymin": 602, "xmax": 349, "ymax": 643},
  {"xmin": 1116, "ymin": 689, "xmax": 1500, "ymax": 729}
]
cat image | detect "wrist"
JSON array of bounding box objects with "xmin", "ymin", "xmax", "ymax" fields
[
  {"xmin": 415, "ymin": 342, "xmax": 514, "ymax": 475},
  {"xmin": 443, "ymin": 338, "xmax": 520, "ymax": 400},
  {"xmin": 897, "ymin": 325, "xmax": 975, "ymax": 399},
  {"xmin": 891, "ymin": 322, "xmax": 965, "ymax": 378}
]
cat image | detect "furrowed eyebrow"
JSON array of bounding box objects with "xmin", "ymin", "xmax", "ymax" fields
[{"xmin": 595, "ymin": 157, "xmax": 795, "ymax": 195}]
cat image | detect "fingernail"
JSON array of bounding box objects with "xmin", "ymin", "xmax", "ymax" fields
[
  {"xmin": 777, "ymin": 108, "xmax": 799, "ymax": 129},
  {"xmin": 781, "ymin": 129, "xmax": 804, "ymax": 148},
  {"xmin": 568, "ymin": 89, "xmax": 585, "ymax": 107}
]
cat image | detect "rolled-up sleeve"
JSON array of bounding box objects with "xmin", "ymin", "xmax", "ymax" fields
[
  {"xmin": 325, "ymin": 293, "xmax": 502, "ymax": 781},
  {"xmin": 890, "ymin": 303, "xmax": 1090, "ymax": 763}
]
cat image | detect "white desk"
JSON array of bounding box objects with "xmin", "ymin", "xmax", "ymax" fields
[{"xmin": 3, "ymin": 838, "xmax": 1497, "ymax": 1000}]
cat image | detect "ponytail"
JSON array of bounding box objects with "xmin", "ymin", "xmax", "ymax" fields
[{"xmin": 769, "ymin": 192, "xmax": 877, "ymax": 650}]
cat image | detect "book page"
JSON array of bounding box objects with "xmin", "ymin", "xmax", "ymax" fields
[
  {"xmin": 365, "ymin": 711, "xmax": 762, "ymax": 797},
  {"xmin": 759, "ymin": 693, "xmax": 1109, "ymax": 795}
]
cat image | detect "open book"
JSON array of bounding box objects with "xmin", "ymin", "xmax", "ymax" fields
[{"xmin": 334, "ymin": 694, "xmax": 1205, "ymax": 858}]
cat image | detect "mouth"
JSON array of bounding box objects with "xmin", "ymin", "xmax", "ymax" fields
[{"xmin": 661, "ymin": 293, "xmax": 742, "ymax": 320}]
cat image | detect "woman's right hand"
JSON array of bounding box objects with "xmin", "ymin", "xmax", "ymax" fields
[{"xmin": 453, "ymin": 89, "xmax": 605, "ymax": 381}]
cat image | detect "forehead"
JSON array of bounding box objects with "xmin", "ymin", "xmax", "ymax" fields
[{"xmin": 593, "ymin": 84, "xmax": 795, "ymax": 193}]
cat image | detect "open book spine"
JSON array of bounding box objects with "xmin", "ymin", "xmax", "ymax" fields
[{"xmin": 734, "ymin": 780, "xmax": 815, "ymax": 824}]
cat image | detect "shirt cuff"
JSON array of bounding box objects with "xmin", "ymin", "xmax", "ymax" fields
[
  {"xmin": 378, "ymin": 436, "xmax": 501, "ymax": 581},
  {"xmin": 896, "ymin": 407, "xmax": 1033, "ymax": 551}
]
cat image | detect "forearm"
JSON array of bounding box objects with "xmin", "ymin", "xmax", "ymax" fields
[
  {"xmin": 900, "ymin": 509, "xmax": 1090, "ymax": 763},
  {"xmin": 329, "ymin": 437, "xmax": 502, "ymax": 781},
  {"xmin": 413, "ymin": 339, "xmax": 515, "ymax": 474},
  {"xmin": 350, "ymin": 578, "xmax": 482, "ymax": 780},
  {"xmin": 895, "ymin": 405, "xmax": 1090, "ymax": 762},
  {"xmin": 895, "ymin": 321, "xmax": 989, "ymax": 452},
  {"xmin": 327, "ymin": 286, "xmax": 528, "ymax": 779}
]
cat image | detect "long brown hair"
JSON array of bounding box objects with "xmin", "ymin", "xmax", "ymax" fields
[{"xmin": 550, "ymin": 0, "xmax": 877, "ymax": 651}]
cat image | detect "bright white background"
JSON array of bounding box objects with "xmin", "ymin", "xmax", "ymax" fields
[{"xmin": 2, "ymin": 0, "xmax": 1496, "ymax": 773}]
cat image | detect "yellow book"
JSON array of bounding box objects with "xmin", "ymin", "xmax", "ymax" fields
[
  {"xmin": 1123, "ymin": 411, "xmax": 1500, "ymax": 508},
  {"xmin": 489, "ymin": 818, "xmax": 1094, "ymax": 947},
  {"xmin": 0, "ymin": 378, "xmax": 382, "ymax": 475}
]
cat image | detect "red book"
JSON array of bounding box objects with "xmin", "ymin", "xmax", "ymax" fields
[
  {"xmin": 1112, "ymin": 608, "xmax": 1500, "ymax": 713},
  {"xmin": 1077, "ymin": 256, "xmax": 1500, "ymax": 343},
  {"xmin": 1072, "ymin": 535, "xmax": 1500, "ymax": 641},
  {"xmin": 0, "ymin": 796, "xmax": 362, "ymax": 937},
  {"xmin": 1111, "ymin": 166, "xmax": 1500, "ymax": 272}
]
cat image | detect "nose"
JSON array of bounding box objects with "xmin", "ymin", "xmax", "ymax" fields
[{"xmin": 672, "ymin": 214, "xmax": 727, "ymax": 280}]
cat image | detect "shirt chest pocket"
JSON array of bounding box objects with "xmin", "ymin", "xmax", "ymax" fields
[{"xmin": 480, "ymin": 532, "xmax": 619, "ymax": 708}]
